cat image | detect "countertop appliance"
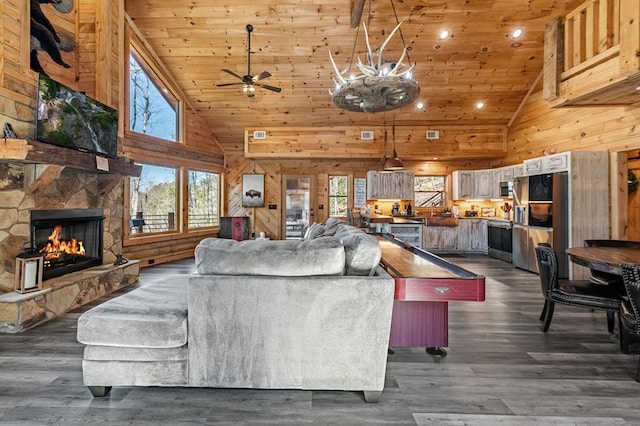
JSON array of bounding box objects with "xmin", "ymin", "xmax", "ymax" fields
[
  {"xmin": 512, "ymin": 173, "xmax": 568, "ymax": 277},
  {"xmin": 487, "ymin": 220, "xmax": 512, "ymax": 262}
]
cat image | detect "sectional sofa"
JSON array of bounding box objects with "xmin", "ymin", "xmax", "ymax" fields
[{"xmin": 77, "ymin": 220, "xmax": 395, "ymax": 402}]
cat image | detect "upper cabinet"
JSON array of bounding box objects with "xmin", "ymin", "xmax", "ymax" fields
[
  {"xmin": 523, "ymin": 158, "xmax": 543, "ymax": 176},
  {"xmin": 452, "ymin": 170, "xmax": 475, "ymax": 200},
  {"xmin": 474, "ymin": 170, "xmax": 493, "ymax": 199},
  {"xmin": 542, "ymin": 152, "xmax": 569, "ymax": 173},
  {"xmin": 543, "ymin": 0, "xmax": 640, "ymax": 106},
  {"xmin": 367, "ymin": 171, "xmax": 414, "ymax": 200}
]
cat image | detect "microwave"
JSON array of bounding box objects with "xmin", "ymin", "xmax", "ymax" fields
[{"xmin": 499, "ymin": 181, "xmax": 513, "ymax": 198}]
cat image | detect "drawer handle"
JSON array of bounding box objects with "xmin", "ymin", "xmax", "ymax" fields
[{"xmin": 434, "ymin": 287, "xmax": 451, "ymax": 294}]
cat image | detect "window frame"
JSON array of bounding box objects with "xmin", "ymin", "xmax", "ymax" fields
[
  {"xmin": 186, "ymin": 168, "xmax": 221, "ymax": 230},
  {"xmin": 328, "ymin": 174, "xmax": 349, "ymax": 218},
  {"xmin": 414, "ymin": 175, "xmax": 446, "ymax": 208},
  {"xmin": 124, "ymin": 37, "xmax": 184, "ymax": 146}
]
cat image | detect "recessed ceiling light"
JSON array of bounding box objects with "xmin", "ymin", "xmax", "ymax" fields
[
  {"xmin": 476, "ymin": 101, "xmax": 485, "ymax": 109},
  {"xmin": 432, "ymin": 157, "xmax": 439, "ymax": 160},
  {"xmin": 439, "ymin": 30, "xmax": 449, "ymax": 40},
  {"xmin": 416, "ymin": 102, "xmax": 424, "ymax": 109},
  {"xmin": 512, "ymin": 28, "xmax": 523, "ymax": 39}
]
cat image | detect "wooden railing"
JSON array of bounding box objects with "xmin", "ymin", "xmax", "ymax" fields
[
  {"xmin": 544, "ymin": 0, "xmax": 640, "ymax": 105},
  {"xmin": 563, "ymin": 0, "xmax": 619, "ymax": 78}
]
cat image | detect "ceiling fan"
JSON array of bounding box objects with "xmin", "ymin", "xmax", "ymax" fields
[{"xmin": 216, "ymin": 24, "xmax": 282, "ymax": 97}]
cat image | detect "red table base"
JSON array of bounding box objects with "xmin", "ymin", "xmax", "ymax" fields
[{"xmin": 389, "ymin": 300, "xmax": 448, "ymax": 348}]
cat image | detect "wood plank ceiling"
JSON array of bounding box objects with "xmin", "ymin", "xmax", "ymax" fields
[{"xmin": 126, "ymin": 0, "xmax": 585, "ymax": 152}]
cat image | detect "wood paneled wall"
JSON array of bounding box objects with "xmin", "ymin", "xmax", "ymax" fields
[
  {"xmin": 245, "ymin": 126, "xmax": 506, "ymax": 161},
  {"xmin": 225, "ymin": 151, "xmax": 494, "ymax": 239}
]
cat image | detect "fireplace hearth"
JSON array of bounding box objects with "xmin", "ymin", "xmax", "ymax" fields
[{"xmin": 30, "ymin": 209, "xmax": 104, "ymax": 280}]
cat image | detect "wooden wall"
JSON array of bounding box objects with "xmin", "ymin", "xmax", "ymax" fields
[{"xmin": 225, "ymin": 151, "xmax": 494, "ymax": 239}]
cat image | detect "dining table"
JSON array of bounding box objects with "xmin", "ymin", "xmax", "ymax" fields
[{"xmin": 566, "ymin": 246, "xmax": 640, "ymax": 276}]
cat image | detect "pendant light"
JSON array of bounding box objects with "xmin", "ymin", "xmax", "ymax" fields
[{"xmin": 383, "ymin": 116, "xmax": 404, "ymax": 170}]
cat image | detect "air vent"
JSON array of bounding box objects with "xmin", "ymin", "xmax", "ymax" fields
[
  {"xmin": 253, "ymin": 130, "xmax": 267, "ymax": 139},
  {"xmin": 426, "ymin": 130, "xmax": 440, "ymax": 139},
  {"xmin": 361, "ymin": 131, "xmax": 374, "ymax": 140}
]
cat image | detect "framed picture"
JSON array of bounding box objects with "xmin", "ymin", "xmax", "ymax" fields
[{"xmin": 242, "ymin": 174, "xmax": 265, "ymax": 207}]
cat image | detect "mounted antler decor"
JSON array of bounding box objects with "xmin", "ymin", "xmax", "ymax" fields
[
  {"xmin": 328, "ymin": 0, "xmax": 419, "ymax": 113},
  {"xmin": 30, "ymin": 0, "xmax": 75, "ymax": 76}
]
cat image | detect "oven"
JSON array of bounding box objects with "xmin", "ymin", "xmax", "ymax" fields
[{"xmin": 487, "ymin": 220, "xmax": 512, "ymax": 263}]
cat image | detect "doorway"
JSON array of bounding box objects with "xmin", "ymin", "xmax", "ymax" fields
[{"xmin": 282, "ymin": 176, "xmax": 315, "ymax": 239}]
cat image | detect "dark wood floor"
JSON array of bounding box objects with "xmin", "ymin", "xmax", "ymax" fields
[{"xmin": 1, "ymin": 255, "xmax": 640, "ymax": 425}]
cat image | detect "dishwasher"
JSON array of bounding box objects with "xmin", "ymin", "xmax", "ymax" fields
[{"xmin": 487, "ymin": 220, "xmax": 513, "ymax": 262}]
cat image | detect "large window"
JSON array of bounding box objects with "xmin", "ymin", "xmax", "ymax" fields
[
  {"xmin": 129, "ymin": 48, "xmax": 179, "ymax": 142},
  {"xmin": 329, "ymin": 175, "xmax": 348, "ymax": 217},
  {"xmin": 188, "ymin": 170, "xmax": 220, "ymax": 229},
  {"xmin": 130, "ymin": 164, "xmax": 178, "ymax": 234},
  {"xmin": 128, "ymin": 165, "xmax": 221, "ymax": 236},
  {"xmin": 414, "ymin": 176, "xmax": 445, "ymax": 208}
]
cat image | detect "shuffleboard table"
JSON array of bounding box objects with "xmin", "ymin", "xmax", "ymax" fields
[{"xmin": 378, "ymin": 234, "xmax": 486, "ymax": 356}]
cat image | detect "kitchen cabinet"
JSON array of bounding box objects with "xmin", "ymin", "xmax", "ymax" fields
[
  {"xmin": 366, "ymin": 171, "xmax": 414, "ymax": 200},
  {"xmin": 500, "ymin": 166, "xmax": 515, "ymax": 182},
  {"xmin": 492, "ymin": 169, "xmax": 503, "ymax": 198},
  {"xmin": 457, "ymin": 219, "xmax": 488, "ymax": 253},
  {"xmin": 423, "ymin": 225, "xmax": 457, "ymax": 251},
  {"xmin": 512, "ymin": 164, "xmax": 524, "ymax": 178},
  {"xmin": 523, "ymin": 158, "xmax": 543, "ymax": 176},
  {"xmin": 389, "ymin": 223, "xmax": 423, "ymax": 248},
  {"xmin": 542, "ymin": 152, "xmax": 569, "ymax": 173},
  {"xmin": 451, "ymin": 170, "xmax": 474, "ymax": 200},
  {"xmin": 474, "ymin": 170, "xmax": 493, "ymax": 199}
]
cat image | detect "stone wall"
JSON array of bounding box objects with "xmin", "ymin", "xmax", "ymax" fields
[{"xmin": 0, "ymin": 164, "xmax": 124, "ymax": 292}]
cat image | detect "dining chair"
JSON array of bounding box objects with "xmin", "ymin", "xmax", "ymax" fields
[
  {"xmin": 535, "ymin": 244, "xmax": 622, "ymax": 333},
  {"xmin": 620, "ymin": 264, "xmax": 640, "ymax": 381},
  {"xmin": 583, "ymin": 240, "xmax": 640, "ymax": 288}
]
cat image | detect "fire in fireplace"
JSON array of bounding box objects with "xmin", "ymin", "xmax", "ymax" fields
[{"xmin": 30, "ymin": 209, "xmax": 104, "ymax": 280}]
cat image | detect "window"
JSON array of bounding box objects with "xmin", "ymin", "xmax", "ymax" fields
[
  {"xmin": 128, "ymin": 48, "xmax": 179, "ymax": 142},
  {"xmin": 188, "ymin": 170, "xmax": 220, "ymax": 229},
  {"xmin": 130, "ymin": 164, "xmax": 178, "ymax": 234},
  {"xmin": 414, "ymin": 176, "xmax": 445, "ymax": 207},
  {"xmin": 329, "ymin": 175, "xmax": 348, "ymax": 217}
]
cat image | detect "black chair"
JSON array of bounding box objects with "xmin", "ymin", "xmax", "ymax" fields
[
  {"xmin": 620, "ymin": 264, "xmax": 640, "ymax": 380},
  {"xmin": 535, "ymin": 244, "xmax": 622, "ymax": 333},
  {"xmin": 583, "ymin": 240, "xmax": 640, "ymax": 288}
]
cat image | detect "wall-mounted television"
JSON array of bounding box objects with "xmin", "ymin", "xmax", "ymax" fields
[{"xmin": 35, "ymin": 74, "xmax": 118, "ymax": 158}]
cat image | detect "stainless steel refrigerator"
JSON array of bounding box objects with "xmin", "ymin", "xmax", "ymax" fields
[{"xmin": 512, "ymin": 172, "xmax": 568, "ymax": 278}]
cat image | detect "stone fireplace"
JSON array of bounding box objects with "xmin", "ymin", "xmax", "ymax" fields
[
  {"xmin": 0, "ymin": 163, "xmax": 139, "ymax": 332},
  {"xmin": 31, "ymin": 208, "xmax": 104, "ymax": 280}
]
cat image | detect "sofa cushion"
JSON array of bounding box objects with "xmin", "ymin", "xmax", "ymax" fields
[
  {"xmin": 304, "ymin": 222, "xmax": 325, "ymax": 240},
  {"xmin": 334, "ymin": 224, "xmax": 381, "ymax": 276},
  {"xmin": 323, "ymin": 217, "xmax": 342, "ymax": 236},
  {"xmin": 77, "ymin": 280, "xmax": 188, "ymax": 349},
  {"xmin": 195, "ymin": 237, "xmax": 346, "ymax": 276}
]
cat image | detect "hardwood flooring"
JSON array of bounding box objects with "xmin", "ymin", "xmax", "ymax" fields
[{"xmin": 1, "ymin": 255, "xmax": 640, "ymax": 425}]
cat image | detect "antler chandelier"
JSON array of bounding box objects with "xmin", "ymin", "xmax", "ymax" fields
[{"xmin": 328, "ymin": 0, "xmax": 420, "ymax": 113}]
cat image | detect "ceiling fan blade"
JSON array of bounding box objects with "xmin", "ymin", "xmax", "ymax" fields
[
  {"xmin": 253, "ymin": 71, "xmax": 272, "ymax": 82},
  {"xmin": 216, "ymin": 82, "xmax": 243, "ymax": 87},
  {"xmin": 221, "ymin": 69, "xmax": 244, "ymax": 80},
  {"xmin": 254, "ymin": 82, "xmax": 282, "ymax": 93}
]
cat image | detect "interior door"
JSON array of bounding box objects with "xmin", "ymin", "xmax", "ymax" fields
[{"xmin": 282, "ymin": 176, "xmax": 316, "ymax": 239}]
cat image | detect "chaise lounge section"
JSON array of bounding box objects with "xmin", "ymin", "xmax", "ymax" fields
[{"xmin": 77, "ymin": 221, "xmax": 395, "ymax": 402}]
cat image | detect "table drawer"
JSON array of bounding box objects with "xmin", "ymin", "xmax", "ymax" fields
[{"xmin": 394, "ymin": 277, "xmax": 485, "ymax": 302}]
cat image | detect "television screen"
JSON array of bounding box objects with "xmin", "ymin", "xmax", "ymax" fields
[{"xmin": 35, "ymin": 74, "xmax": 118, "ymax": 158}]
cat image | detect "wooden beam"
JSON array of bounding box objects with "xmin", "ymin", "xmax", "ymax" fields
[
  {"xmin": 0, "ymin": 138, "xmax": 142, "ymax": 176},
  {"xmin": 543, "ymin": 16, "xmax": 564, "ymax": 101}
]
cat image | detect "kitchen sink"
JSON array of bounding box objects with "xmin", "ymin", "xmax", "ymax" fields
[{"xmin": 425, "ymin": 216, "xmax": 459, "ymax": 227}]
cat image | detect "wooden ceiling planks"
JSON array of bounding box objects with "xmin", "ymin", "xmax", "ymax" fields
[{"xmin": 126, "ymin": 0, "xmax": 586, "ymax": 154}]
